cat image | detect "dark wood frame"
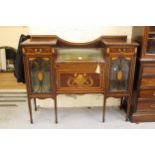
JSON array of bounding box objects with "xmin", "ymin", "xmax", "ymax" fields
[
  {"xmin": 103, "ymin": 45, "xmax": 137, "ymax": 122},
  {"xmin": 22, "ymin": 45, "xmax": 58, "ymax": 124},
  {"xmin": 141, "ymin": 27, "xmax": 155, "ymax": 59}
]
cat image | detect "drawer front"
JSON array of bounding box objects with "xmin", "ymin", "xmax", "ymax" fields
[
  {"xmin": 110, "ymin": 48, "xmax": 134, "ymax": 53},
  {"xmin": 137, "ymin": 100, "xmax": 155, "ymax": 112},
  {"xmin": 57, "ymin": 72, "xmax": 104, "ymax": 93},
  {"xmin": 141, "ymin": 77, "xmax": 155, "ymax": 89},
  {"xmin": 138, "ymin": 89, "xmax": 155, "ymax": 98},
  {"xmin": 56, "ymin": 63, "xmax": 104, "ymax": 72},
  {"xmin": 142, "ymin": 66, "xmax": 155, "ymax": 76},
  {"xmin": 23, "ymin": 46, "xmax": 51, "ymax": 54}
]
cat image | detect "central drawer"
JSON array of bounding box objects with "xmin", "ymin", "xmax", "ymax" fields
[
  {"xmin": 142, "ymin": 63, "xmax": 155, "ymax": 76},
  {"xmin": 56, "ymin": 63, "xmax": 104, "ymax": 93}
]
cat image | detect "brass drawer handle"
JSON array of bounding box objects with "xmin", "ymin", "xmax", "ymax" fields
[
  {"xmin": 118, "ymin": 48, "xmax": 127, "ymax": 52},
  {"xmin": 34, "ymin": 48, "xmax": 42, "ymax": 53},
  {"xmin": 153, "ymin": 92, "xmax": 155, "ymax": 96}
]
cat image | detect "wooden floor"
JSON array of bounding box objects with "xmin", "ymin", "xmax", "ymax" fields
[{"xmin": 0, "ymin": 72, "xmax": 26, "ymax": 89}]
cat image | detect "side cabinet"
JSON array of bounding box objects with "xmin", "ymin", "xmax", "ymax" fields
[
  {"xmin": 22, "ymin": 46, "xmax": 58, "ymax": 123},
  {"xmin": 106, "ymin": 47, "xmax": 136, "ymax": 95},
  {"xmin": 103, "ymin": 45, "xmax": 138, "ymax": 122}
]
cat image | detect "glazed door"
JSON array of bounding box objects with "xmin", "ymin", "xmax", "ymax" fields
[
  {"xmin": 142, "ymin": 26, "xmax": 155, "ymax": 58},
  {"xmin": 107, "ymin": 54, "xmax": 134, "ymax": 93},
  {"xmin": 24, "ymin": 54, "xmax": 54, "ymax": 95}
]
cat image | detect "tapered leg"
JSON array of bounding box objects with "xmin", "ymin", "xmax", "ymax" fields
[
  {"xmin": 54, "ymin": 97, "xmax": 58, "ymax": 124},
  {"xmin": 120, "ymin": 97, "xmax": 123, "ymax": 110},
  {"xmin": 28, "ymin": 97, "xmax": 33, "ymax": 124},
  {"xmin": 126, "ymin": 96, "xmax": 131, "ymax": 121},
  {"xmin": 102, "ymin": 95, "xmax": 106, "ymax": 122},
  {"xmin": 34, "ymin": 98, "xmax": 37, "ymax": 111}
]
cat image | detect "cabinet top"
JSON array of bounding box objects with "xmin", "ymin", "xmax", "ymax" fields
[
  {"xmin": 102, "ymin": 39, "xmax": 139, "ymax": 47},
  {"xmin": 21, "ymin": 35, "xmax": 58, "ymax": 46},
  {"xmin": 21, "ymin": 35, "xmax": 139, "ymax": 47},
  {"xmin": 100, "ymin": 35, "xmax": 138, "ymax": 47}
]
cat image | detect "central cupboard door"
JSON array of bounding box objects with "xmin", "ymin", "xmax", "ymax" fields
[{"xmin": 56, "ymin": 63, "xmax": 105, "ymax": 93}]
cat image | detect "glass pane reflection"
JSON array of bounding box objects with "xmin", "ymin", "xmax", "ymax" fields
[
  {"xmin": 109, "ymin": 58, "xmax": 130, "ymax": 92},
  {"xmin": 29, "ymin": 58, "xmax": 51, "ymax": 93},
  {"xmin": 57, "ymin": 48, "xmax": 103, "ymax": 61}
]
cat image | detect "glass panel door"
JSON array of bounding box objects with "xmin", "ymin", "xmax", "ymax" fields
[
  {"xmin": 56, "ymin": 48, "xmax": 103, "ymax": 62},
  {"xmin": 146, "ymin": 26, "xmax": 155, "ymax": 54},
  {"xmin": 28, "ymin": 57, "xmax": 52, "ymax": 93},
  {"xmin": 109, "ymin": 57, "xmax": 131, "ymax": 92}
]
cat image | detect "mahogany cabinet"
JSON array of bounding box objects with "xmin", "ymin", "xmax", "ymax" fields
[
  {"xmin": 21, "ymin": 35, "xmax": 138, "ymax": 123},
  {"xmin": 55, "ymin": 48, "xmax": 105, "ymax": 94},
  {"xmin": 132, "ymin": 26, "xmax": 155, "ymax": 122},
  {"xmin": 102, "ymin": 41, "xmax": 138, "ymax": 121},
  {"xmin": 21, "ymin": 36, "xmax": 58, "ymax": 123}
]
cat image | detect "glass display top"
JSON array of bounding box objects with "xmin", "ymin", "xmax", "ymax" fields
[{"xmin": 56, "ymin": 48, "xmax": 104, "ymax": 62}]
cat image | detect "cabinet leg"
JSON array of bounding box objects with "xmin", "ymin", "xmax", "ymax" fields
[
  {"xmin": 103, "ymin": 95, "xmax": 106, "ymax": 122},
  {"xmin": 126, "ymin": 97, "xmax": 131, "ymax": 121},
  {"xmin": 28, "ymin": 98, "xmax": 33, "ymax": 124},
  {"xmin": 34, "ymin": 98, "xmax": 37, "ymax": 111},
  {"xmin": 54, "ymin": 97, "xmax": 58, "ymax": 124},
  {"xmin": 120, "ymin": 97, "xmax": 123, "ymax": 110}
]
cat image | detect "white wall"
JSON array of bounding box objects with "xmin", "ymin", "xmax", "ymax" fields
[
  {"xmin": 0, "ymin": 26, "xmax": 29, "ymax": 48},
  {"xmin": 0, "ymin": 26, "xmax": 132, "ymax": 107},
  {"xmin": 30, "ymin": 26, "xmax": 132, "ymax": 42}
]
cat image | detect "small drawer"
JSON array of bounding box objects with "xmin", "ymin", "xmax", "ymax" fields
[
  {"xmin": 110, "ymin": 48, "xmax": 134, "ymax": 53},
  {"xmin": 23, "ymin": 47, "xmax": 51, "ymax": 54},
  {"xmin": 137, "ymin": 100, "xmax": 155, "ymax": 112},
  {"xmin": 138, "ymin": 89, "xmax": 155, "ymax": 98},
  {"xmin": 142, "ymin": 65, "xmax": 155, "ymax": 76},
  {"xmin": 140, "ymin": 77, "xmax": 155, "ymax": 89}
]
